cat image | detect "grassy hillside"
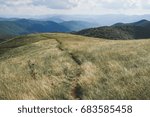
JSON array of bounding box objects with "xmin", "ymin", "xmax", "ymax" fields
[{"xmin": 0, "ymin": 33, "xmax": 150, "ymax": 100}]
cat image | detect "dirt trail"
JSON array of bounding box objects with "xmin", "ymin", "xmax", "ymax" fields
[
  {"xmin": 55, "ymin": 38, "xmax": 83, "ymax": 100},
  {"xmin": 42, "ymin": 35, "xmax": 83, "ymax": 99}
]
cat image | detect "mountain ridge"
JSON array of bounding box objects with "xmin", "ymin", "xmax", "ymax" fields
[
  {"xmin": 76, "ymin": 19, "xmax": 150, "ymax": 40},
  {"xmin": 0, "ymin": 18, "xmax": 96, "ymax": 41},
  {"xmin": 0, "ymin": 19, "xmax": 70, "ymax": 41}
]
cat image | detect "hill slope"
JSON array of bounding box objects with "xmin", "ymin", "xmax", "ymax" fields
[
  {"xmin": 0, "ymin": 33, "xmax": 150, "ymax": 100},
  {"xmin": 76, "ymin": 20, "xmax": 150, "ymax": 40}
]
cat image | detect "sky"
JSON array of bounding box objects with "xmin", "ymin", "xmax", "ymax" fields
[{"xmin": 0, "ymin": 0, "xmax": 150, "ymax": 17}]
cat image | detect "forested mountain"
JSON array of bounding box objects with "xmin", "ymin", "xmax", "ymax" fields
[{"xmin": 76, "ymin": 20, "xmax": 150, "ymax": 40}]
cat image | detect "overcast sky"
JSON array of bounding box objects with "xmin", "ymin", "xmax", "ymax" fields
[{"xmin": 0, "ymin": 0, "xmax": 150, "ymax": 17}]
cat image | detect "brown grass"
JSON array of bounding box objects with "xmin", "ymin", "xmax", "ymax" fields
[{"xmin": 0, "ymin": 33, "xmax": 150, "ymax": 99}]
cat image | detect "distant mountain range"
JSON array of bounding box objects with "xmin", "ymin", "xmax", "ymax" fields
[
  {"xmin": 0, "ymin": 19, "xmax": 69, "ymax": 40},
  {"xmin": 0, "ymin": 18, "xmax": 96, "ymax": 41},
  {"xmin": 0, "ymin": 16, "xmax": 150, "ymax": 41},
  {"xmin": 60, "ymin": 21, "xmax": 96, "ymax": 31},
  {"xmin": 76, "ymin": 19, "xmax": 150, "ymax": 40},
  {"xmin": 35, "ymin": 14, "xmax": 150, "ymax": 26}
]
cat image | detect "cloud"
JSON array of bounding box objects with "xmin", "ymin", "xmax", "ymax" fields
[
  {"xmin": 0, "ymin": 0, "xmax": 53, "ymax": 17},
  {"xmin": 0, "ymin": 0, "xmax": 150, "ymax": 17},
  {"xmin": 141, "ymin": 0, "xmax": 150, "ymax": 9},
  {"xmin": 97, "ymin": 0, "xmax": 150, "ymax": 10},
  {"xmin": 0, "ymin": 0, "xmax": 78, "ymax": 9},
  {"xmin": 34, "ymin": 0, "xmax": 78, "ymax": 9},
  {"xmin": 84, "ymin": 0, "xmax": 150, "ymax": 9},
  {"xmin": 0, "ymin": 0, "xmax": 33, "ymax": 6}
]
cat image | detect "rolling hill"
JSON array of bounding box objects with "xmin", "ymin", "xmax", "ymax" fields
[
  {"xmin": 0, "ymin": 33, "xmax": 150, "ymax": 100},
  {"xmin": 76, "ymin": 20, "xmax": 150, "ymax": 40}
]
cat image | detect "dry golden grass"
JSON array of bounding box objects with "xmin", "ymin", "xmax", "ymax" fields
[{"xmin": 0, "ymin": 33, "xmax": 150, "ymax": 99}]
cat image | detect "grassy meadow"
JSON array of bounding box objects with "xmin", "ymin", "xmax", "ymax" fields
[{"xmin": 0, "ymin": 33, "xmax": 150, "ymax": 99}]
